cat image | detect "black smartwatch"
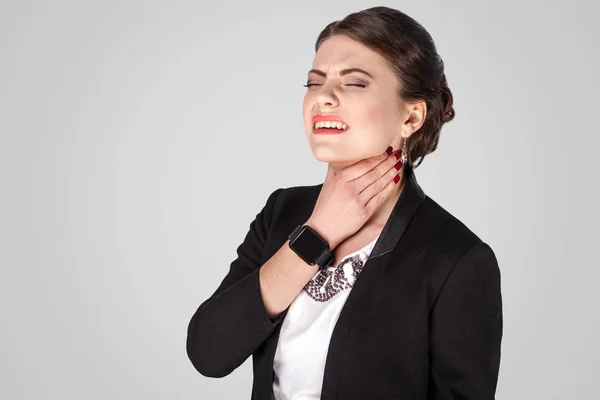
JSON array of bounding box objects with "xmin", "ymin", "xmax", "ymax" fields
[{"xmin": 287, "ymin": 224, "xmax": 334, "ymax": 269}]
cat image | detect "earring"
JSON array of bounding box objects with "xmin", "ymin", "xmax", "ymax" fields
[{"xmin": 400, "ymin": 137, "xmax": 408, "ymax": 164}]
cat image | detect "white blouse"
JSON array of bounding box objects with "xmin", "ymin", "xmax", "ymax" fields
[{"xmin": 272, "ymin": 234, "xmax": 381, "ymax": 400}]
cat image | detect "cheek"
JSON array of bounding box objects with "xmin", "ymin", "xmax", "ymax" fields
[
  {"xmin": 363, "ymin": 98, "xmax": 391, "ymax": 122},
  {"xmin": 302, "ymin": 94, "xmax": 313, "ymax": 124},
  {"xmin": 347, "ymin": 108, "xmax": 397, "ymax": 154},
  {"xmin": 355, "ymin": 104, "xmax": 394, "ymax": 137},
  {"xmin": 363, "ymin": 101, "xmax": 399, "ymax": 136}
]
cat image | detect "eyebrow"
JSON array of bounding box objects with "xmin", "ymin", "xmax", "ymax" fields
[{"xmin": 307, "ymin": 68, "xmax": 374, "ymax": 79}]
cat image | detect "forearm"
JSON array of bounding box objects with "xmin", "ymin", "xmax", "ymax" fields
[
  {"xmin": 259, "ymin": 240, "xmax": 320, "ymax": 320},
  {"xmin": 259, "ymin": 217, "xmax": 341, "ymax": 319},
  {"xmin": 187, "ymin": 212, "xmax": 337, "ymax": 378}
]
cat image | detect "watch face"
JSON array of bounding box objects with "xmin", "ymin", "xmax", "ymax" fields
[{"xmin": 292, "ymin": 227, "xmax": 327, "ymax": 264}]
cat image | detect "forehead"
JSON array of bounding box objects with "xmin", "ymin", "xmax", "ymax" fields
[{"xmin": 312, "ymin": 35, "xmax": 389, "ymax": 74}]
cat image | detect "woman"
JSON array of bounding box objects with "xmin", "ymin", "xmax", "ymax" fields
[{"xmin": 187, "ymin": 6, "xmax": 502, "ymax": 400}]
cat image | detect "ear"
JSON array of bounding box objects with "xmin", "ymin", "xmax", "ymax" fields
[{"xmin": 403, "ymin": 100, "xmax": 427, "ymax": 137}]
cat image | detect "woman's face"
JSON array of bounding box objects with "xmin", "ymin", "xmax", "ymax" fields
[{"xmin": 302, "ymin": 34, "xmax": 408, "ymax": 170}]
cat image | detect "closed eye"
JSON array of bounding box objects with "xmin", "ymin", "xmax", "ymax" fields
[{"xmin": 303, "ymin": 83, "xmax": 367, "ymax": 88}]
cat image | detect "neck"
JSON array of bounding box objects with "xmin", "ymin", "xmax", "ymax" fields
[
  {"xmin": 326, "ymin": 163, "xmax": 407, "ymax": 232},
  {"xmin": 364, "ymin": 168, "xmax": 406, "ymax": 228},
  {"xmin": 326, "ymin": 157, "xmax": 409, "ymax": 229}
]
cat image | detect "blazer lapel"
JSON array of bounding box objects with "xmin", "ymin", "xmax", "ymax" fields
[{"xmin": 370, "ymin": 162, "xmax": 426, "ymax": 258}]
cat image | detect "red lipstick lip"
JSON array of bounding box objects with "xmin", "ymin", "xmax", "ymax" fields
[
  {"xmin": 311, "ymin": 114, "xmax": 348, "ymax": 125},
  {"xmin": 312, "ymin": 113, "xmax": 349, "ymax": 135}
]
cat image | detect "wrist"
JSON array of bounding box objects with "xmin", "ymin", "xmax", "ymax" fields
[{"xmin": 304, "ymin": 218, "xmax": 339, "ymax": 251}]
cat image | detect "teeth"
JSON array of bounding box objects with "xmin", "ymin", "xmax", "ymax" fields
[{"xmin": 314, "ymin": 121, "xmax": 348, "ymax": 130}]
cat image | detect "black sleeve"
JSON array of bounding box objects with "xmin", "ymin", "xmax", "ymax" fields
[
  {"xmin": 428, "ymin": 241, "xmax": 503, "ymax": 399},
  {"xmin": 186, "ymin": 187, "xmax": 286, "ymax": 378}
]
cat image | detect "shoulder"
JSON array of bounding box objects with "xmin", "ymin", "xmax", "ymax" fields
[
  {"xmin": 254, "ymin": 184, "xmax": 320, "ymax": 215},
  {"xmin": 418, "ymin": 194, "xmax": 487, "ymax": 251},
  {"xmin": 256, "ymin": 184, "xmax": 323, "ymax": 260},
  {"xmin": 267, "ymin": 183, "xmax": 323, "ymax": 219},
  {"xmin": 257, "ymin": 183, "xmax": 322, "ymax": 233},
  {"xmin": 276, "ymin": 183, "xmax": 322, "ymax": 203},
  {"xmin": 415, "ymin": 195, "xmax": 500, "ymax": 291}
]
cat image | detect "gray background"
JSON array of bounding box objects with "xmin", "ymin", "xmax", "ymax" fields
[{"xmin": 1, "ymin": 0, "xmax": 598, "ymax": 398}]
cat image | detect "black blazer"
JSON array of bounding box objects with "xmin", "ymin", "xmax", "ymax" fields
[{"xmin": 186, "ymin": 163, "xmax": 503, "ymax": 400}]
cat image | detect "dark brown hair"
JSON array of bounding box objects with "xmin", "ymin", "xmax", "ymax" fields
[{"xmin": 315, "ymin": 6, "xmax": 455, "ymax": 168}]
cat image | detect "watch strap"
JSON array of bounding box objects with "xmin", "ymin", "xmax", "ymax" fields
[
  {"xmin": 314, "ymin": 247, "xmax": 334, "ymax": 269},
  {"xmin": 288, "ymin": 224, "xmax": 303, "ymax": 241},
  {"xmin": 287, "ymin": 224, "xmax": 334, "ymax": 269}
]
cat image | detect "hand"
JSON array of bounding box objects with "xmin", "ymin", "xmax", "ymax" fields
[{"xmin": 305, "ymin": 147, "xmax": 404, "ymax": 250}]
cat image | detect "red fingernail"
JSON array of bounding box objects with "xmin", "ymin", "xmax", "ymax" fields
[
  {"xmin": 394, "ymin": 160, "xmax": 403, "ymax": 170},
  {"xmin": 386, "ymin": 146, "xmax": 393, "ymax": 155},
  {"xmin": 394, "ymin": 152, "xmax": 402, "ymax": 160},
  {"xmin": 393, "ymin": 175, "xmax": 400, "ymax": 184}
]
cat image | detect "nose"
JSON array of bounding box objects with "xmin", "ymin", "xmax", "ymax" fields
[{"xmin": 314, "ymin": 82, "xmax": 339, "ymax": 109}]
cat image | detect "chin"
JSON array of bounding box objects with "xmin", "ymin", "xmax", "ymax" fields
[
  {"xmin": 310, "ymin": 145, "xmax": 342, "ymax": 162},
  {"xmin": 309, "ymin": 146, "xmax": 359, "ymax": 167}
]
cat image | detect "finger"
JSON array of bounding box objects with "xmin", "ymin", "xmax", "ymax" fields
[
  {"xmin": 359, "ymin": 159, "xmax": 402, "ymax": 206},
  {"xmin": 353, "ymin": 150, "xmax": 401, "ymax": 193},
  {"xmin": 343, "ymin": 150, "xmax": 391, "ymax": 181},
  {"xmin": 364, "ymin": 170, "xmax": 400, "ymax": 213}
]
